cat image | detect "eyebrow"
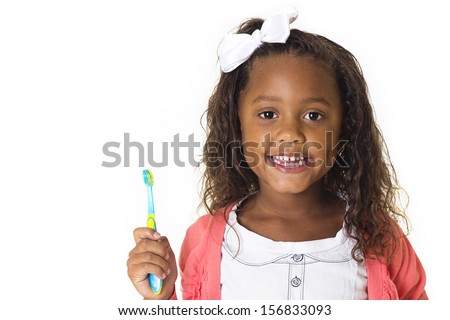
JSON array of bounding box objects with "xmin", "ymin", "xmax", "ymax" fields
[
  {"xmin": 252, "ymin": 95, "xmax": 332, "ymax": 107},
  {"xmin": 252, "ymin": 95, "xmax": 282, "ymax": 103},
  {"xmin": 301, "ymin": 97, "xmax": 332, "ymax": 108}
]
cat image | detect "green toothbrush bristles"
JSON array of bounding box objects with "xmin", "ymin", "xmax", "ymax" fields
[{"xmin": 142, "ymin": 169, "xmax": 154, "ymax": 186}]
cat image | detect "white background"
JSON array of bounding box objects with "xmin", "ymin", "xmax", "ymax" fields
[{"xmin": 0, "ymin": 0, "xmax": 448, "ymax": 318}]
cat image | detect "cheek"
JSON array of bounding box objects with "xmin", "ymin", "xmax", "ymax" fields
[
  {"xmin": 242, "ymin": 141, "xmax": 265, "ymax": 168},
  {"xmin": 242, "ymin": 132, "xmax": 270, "ymax": 169},
  {"xmin": 323, "ymin": 127, "xmax": 342, "ymax": 167},
  {"xmin": 239, "ymin": 116, "xmax": 265, "ymax": 168},
  {"xmin": 240, "ymin": 120, "xmax": 259, "ymax": 142},
  {"xmin": 304, "ymin": 125, "xmax": 341, "ymax": 168},
  {"xmin": 240, "ymin": 120, "xmax": 266, "ymax": 149}
]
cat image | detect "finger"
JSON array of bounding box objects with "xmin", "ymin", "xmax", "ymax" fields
[
  {"xmin": 127, "ymin": 252, "xmax": 171, "ymax": 276},
  {"xmin": 129, "ymin": 238, "xmax": 170, "ymax": 259},
  {"xmin": 133, "ymin": 227, "xmax": 161, "ymax": 243},
  {"xmin": 163, "ymin": 238, "xmax": 176, "ymax": 263},
  {"xmin": 128, "ymin": 261, "xmax": 169, "ymax": 281}
]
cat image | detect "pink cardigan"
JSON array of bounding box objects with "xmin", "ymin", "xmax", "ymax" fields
[{"xmin": 176, "ymin": 206, "xmax": 427, "ymax": 300}]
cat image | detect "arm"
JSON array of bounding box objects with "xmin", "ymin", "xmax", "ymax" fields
[
  {"xmin": 178, "ymin": 216, "xmax": 210, "ymax": 300},
  {"xmin": 388, "ymin": 226, "xmax": 428, "ymax": 300}
]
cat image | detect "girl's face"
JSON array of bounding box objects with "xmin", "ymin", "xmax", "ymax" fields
[{"xmin": 238, "ymin": 54, "xmax": 343, "ymax": 195}]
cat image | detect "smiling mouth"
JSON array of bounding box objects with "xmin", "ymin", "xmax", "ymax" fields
[{"xmin": 268, "ymin": 154, "xmax": 311, "ymax": 168}]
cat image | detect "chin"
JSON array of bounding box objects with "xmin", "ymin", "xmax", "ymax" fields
[{"xmin": 268, "ymin": 182, "xmax": 311, "ymax": 195}]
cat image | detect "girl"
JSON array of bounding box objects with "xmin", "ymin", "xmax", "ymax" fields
[{"xmin": 127, "ymin": 8, "xmax": 427, "ymax": 300}]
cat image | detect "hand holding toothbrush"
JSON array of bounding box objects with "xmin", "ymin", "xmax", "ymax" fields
[
  {"xmin": 127, "ymin": 228, "xmax": 178, "ymax": 299},
  {"xmin": 127, "ymin": 169, "xmax": 178, "ymax": 299}
]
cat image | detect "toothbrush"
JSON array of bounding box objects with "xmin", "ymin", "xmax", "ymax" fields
[{"xmin": 142, "ymin": 168, "xmax": 163, "ymax": 295}]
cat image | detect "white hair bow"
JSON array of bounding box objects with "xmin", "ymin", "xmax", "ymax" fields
[{"xmin": 218, "ymin": 7, "xmax": 298, "ymax": 73}]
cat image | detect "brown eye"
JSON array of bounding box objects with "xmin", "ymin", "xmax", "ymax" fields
[
  {"xmin": 304, "ymin": 112, "xmax": 323, "ymax": 121},
  {"xmin": 259, "ymin": 111, "xmax": 276, "ymax": 119}
]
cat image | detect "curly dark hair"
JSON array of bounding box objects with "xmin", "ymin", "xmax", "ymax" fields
[{"xmin": 200, "ymin": 17, "xmax": 409, "ymax": 261}]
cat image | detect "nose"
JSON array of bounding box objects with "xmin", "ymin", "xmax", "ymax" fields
[{"xmin": 275, "ymin": 115, "xmax": 306, "ymax": 144}]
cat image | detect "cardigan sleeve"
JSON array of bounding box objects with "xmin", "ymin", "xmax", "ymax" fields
[{"xmin": 387, "ymin": 226, "xmax": 427, "ymax": 299}]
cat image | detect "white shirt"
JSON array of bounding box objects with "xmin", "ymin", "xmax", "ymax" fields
[{"xmin": 221, "ymin": 209, "xmax": 368, "ymax": 300}]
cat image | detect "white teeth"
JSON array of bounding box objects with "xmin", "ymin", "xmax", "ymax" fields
[{"xmin": 270, "ymin": 155, "xmax": 307, "ymax": 167}]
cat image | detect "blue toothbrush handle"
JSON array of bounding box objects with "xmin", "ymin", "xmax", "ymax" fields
[{"xmin": 149, "ymin": 274, "xmax": 163, "ymax": 295}]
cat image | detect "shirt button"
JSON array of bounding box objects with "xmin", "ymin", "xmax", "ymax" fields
[
  {"xmin": 291, "ymin": 276, "xmax": 302, "ymax": 287},
  {"xmin": 292, "ymin": 254, "xmax": 304, "ymax": 262}
]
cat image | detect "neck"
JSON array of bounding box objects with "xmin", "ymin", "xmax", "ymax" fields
[
  {"xmin": 250, "ymin": 179, "xmax": 335, "ymax": 221},
  {"xmin": 237, "ymin": 179, "xmax": 345, "ymax": 242}
]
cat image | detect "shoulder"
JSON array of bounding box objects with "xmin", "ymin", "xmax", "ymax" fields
[
  {"xmin": 366, "ymin": 220, "xmax": 427, "ymax": 299},
  {"xmin": 179, "ymin": 210, "xmax": 228, "ymax": 266},
  {"xmin": 386, "ymin": 221, "xmax": 427, "ymax": 299},
  {"xmin": 179, "ymin": 214, "xmax": 213, "ymax": 257},
  {"xmin": 184, "ymin": 211, "xmax": 227, "ymax": 240},
  {"xmin": 188, "ymin": 213, "xmax": 219, "ymax": 233},
  {"xmin": 184, "ymin": 203, "xmax": 237, "ymax": 239},
  {"xmin": 387, "ymin": 222, "xmax": 423, "ymax": 275},
  {"xmin": 178, "ymin": 210, "xmax": 230, "ymax": 300}
]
